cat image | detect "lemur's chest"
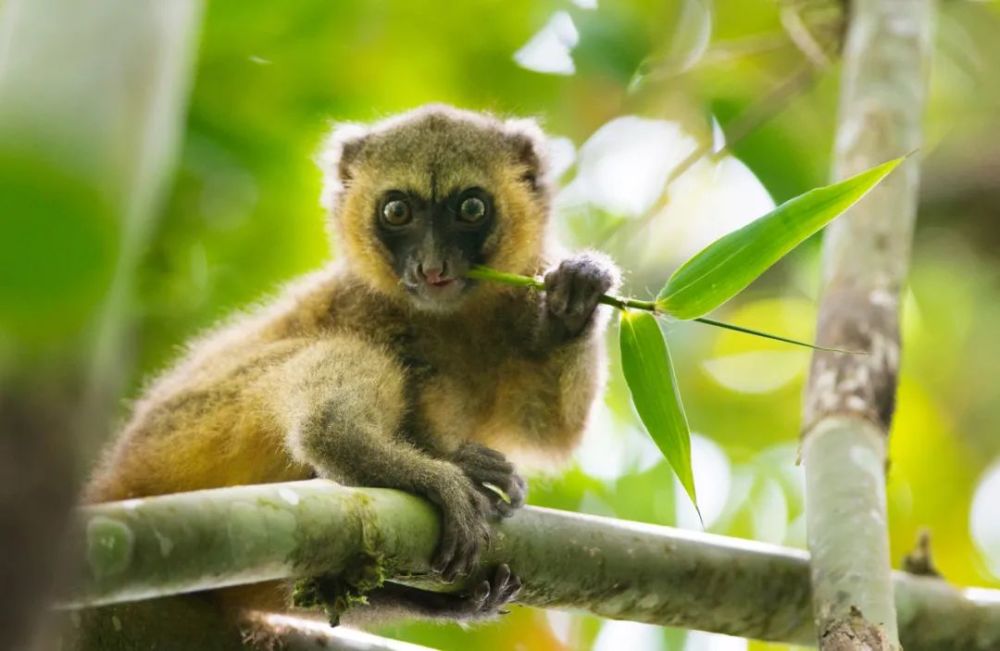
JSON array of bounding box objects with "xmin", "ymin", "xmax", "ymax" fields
[{"xmin": 392, "ymin": 318, "xmax": 531, "ymax": 451}]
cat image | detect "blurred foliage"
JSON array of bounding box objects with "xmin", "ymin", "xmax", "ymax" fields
[{"xmin": 5, "ymin": 0, "xmax": 1000, "ymax": 649}]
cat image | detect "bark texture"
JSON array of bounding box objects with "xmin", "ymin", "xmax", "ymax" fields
[
  {"xmin": 802, "ymin": 0, "xmax": 933, "ymax": 648},
  {"xmin": 64, "ymin": 480, "xmax": 1000, "ymax": 651}
]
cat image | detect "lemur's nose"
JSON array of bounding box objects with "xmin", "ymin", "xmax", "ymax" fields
[{"xmin": 418, "ymin": 262, "xmax": 448, "ymax": 284}]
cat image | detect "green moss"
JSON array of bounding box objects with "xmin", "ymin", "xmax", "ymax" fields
[
  {"xmin": 292, "ymin": 491, "xmax": 391, "ymax": 625},
  {"xmin": 292, "ymin": 549, "xmax": 389, "ymax": 625}
]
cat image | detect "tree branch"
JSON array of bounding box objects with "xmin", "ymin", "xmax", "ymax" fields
[
  {"xmin": 801, "ymin": 0, "xmax": 934, "ymax": 648},
  {"xmin": 65, "ymin": 480, "xmax": 1000, "ymax": 650}
]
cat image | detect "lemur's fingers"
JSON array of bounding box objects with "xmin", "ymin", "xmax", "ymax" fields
[
  {"xmin": 543, "ymin": 255, "xmax": 615, "ymax": 337},
  {"xmin": 439, "ymin": 516, "xmax": 486, "ymax": 582},
  {"xmin": 452, "ymin": 442, "xmax": 527, "ymax": 517},
  {"xmin": 479, "ymin": 564, "xmax": 522, "ymax": 614},
  {"xmin": 490, "ymin": 564, "xmax": 522, "ymax": 609},
  {"xmin": 433, "ymin": 517, "xmax": 460, "ymax": 577},
  {"xmin": 432, "ymin": 472, "xmax": 492, "ymax": 582},
  {"xmin": 510, "ymin": 474, "xmax": 527, "ymax": 508},
  {"xmin": 355, "ymin": 565, "xmax": 521, "ymax": 622},
  {"xmin": 544, "ymin": 266, "xmax": 572, "ymax": 316},
  {"xmin": 453, "ymin": 442, "xmax": 512, "ymax": 476},
  {"xmin": 444, "ymin": 564, "xmax": 522, "ymax": 618}
]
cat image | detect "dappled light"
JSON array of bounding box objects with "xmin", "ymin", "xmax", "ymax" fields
[
  {"xmin": 971, "ymin": 462, "xmax": 1000, "ymax": 579},
  {"xmin": 684, "ymin": 631, "xmax": 748, "ymax": 651},
  {"xmin": 641, "ymin": 153, "xmax": 774, "ymax": 266},
  {"xmin": 559, "ymin": 116, "xmax": 698, "ymax": 217},
  {"xmin": 701, "ymin": 299, "xmax": 814, "ymax": 395},
  {"xmin": 514, "ymin": 11, "xmax": 579, "ymax": 76},
  {"xmin": 595, "ymin": 620, "xmax": 667, "ymax": 651},
  {"xmin": 675, "ymin": 434, "xmax": 731, "ymax": 530}
]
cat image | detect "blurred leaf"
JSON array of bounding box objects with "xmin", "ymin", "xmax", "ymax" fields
[
  {"xmin": 657, "ymin": 157, "xmax": 903, "ymax": 320},
  {"xmin": 619, "ymin": 310, "xmax": 699, "ymax": 517},
  {"xmin": 572, "ymin": 6, "xmax": 651, "ymax": 82}
]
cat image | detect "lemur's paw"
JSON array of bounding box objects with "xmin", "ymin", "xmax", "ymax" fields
[
  {"xmin": 543, "ymin": 254, "xmax": 616, "ymax": 339},
  {"xmin": 430, "ymin": 470, "xmax": 493, "ymax": 582},
  {"xmin": 459, "ymin": 564, "xmax": 523, "ymax": 620},
  {"xmin": 452, "ymin": 442, "xmax": 527, "ymax": 518}
]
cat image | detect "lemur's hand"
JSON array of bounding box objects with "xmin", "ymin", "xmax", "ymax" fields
[
  {"xmin": 540, "ymin": 253, "xmax": 617, "ymax": 343},
  {"xmin": 427, "ymin": 467, "xmax": 494, "ymax": 582},
  {"xmin": 429, "ymin": 444, "xmax": 526, "ymax": 581},
  {"xmin": 452, "ymin": 442, "xmax": 527, "ymax": 518}
]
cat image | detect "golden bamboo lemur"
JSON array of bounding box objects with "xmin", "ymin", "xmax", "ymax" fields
[{"xmin": 83, "ymin": 105, "xmax": 618, "ymax": 632}]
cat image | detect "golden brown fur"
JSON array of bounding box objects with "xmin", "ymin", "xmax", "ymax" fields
[{"xmin": 79, "ymin": 105, "xmax": 617, "ymax": 647}]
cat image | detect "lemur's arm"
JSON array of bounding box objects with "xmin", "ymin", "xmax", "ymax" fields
[
  {"xmin": 480, "ymin": 252, "xmax": 619, "ymax": 459},
  {"xmin": 268, "ymin": 336, "xmax": 511, "ymax": 582}
]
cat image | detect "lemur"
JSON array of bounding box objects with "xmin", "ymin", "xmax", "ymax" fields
[{"xmin": 80, "ymin": 104, "xmax": 619, "ymax": 645}]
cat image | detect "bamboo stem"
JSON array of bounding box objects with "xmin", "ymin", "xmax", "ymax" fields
[
  {"xmin": 801, "ymin": 0, "xmax": 934, "ymax": 648},
  {"xmin": 65, "ymin": 480, "xmax": 1000, "ymax": 651}
]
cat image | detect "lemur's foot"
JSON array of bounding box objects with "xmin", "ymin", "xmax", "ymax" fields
[
  {"xmin": 542, "ymin": 254, "xmax": 616, "ymax": 340},
  {"xmin": 451, "ymin": 442, "xmax": 526, "ymax": 518},
  {"xmin": 459, "ymin": 563, "xmax": 523, "ymax": 619},
  {"xmin": 362, "ymin": 565, "xmax": 522, "ymax": 622}
]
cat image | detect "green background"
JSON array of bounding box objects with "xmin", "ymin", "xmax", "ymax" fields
[{"xmin": 4, "ymin": 1, "xmax": 1000, "ymax": 649}]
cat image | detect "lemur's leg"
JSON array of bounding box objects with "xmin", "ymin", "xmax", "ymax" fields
[{"xmin": 341, "ymin": 565, "xmax": 523, "ymax": 625}]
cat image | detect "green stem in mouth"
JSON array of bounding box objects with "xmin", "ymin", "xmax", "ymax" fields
[{"xmin": 465, "ymin": 265, "xmax": 862, "ymax": 354}]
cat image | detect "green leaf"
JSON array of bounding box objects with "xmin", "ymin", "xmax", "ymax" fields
[
  {"xmin": 619, "ymin": 310, "xmax": 700, "ymax": 520},
  {"xmin": 657, "ymin": 157, "xmax": 903, "ymax": 320}
]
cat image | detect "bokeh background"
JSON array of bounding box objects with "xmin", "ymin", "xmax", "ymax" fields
[{"xmin": 2, "ymin": 1, "xmax": 999, "ymax": 649}]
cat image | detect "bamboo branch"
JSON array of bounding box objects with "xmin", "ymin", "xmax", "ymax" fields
[
  {"xmin": 801, "ymin": 0, "xmax": 934, "ymax": 648},
  {"xmin": 245, "ymin": 613, "xmax": 436, "ymax": 651},
  {"xmin": 66, "ymin": 480, "xmax": 1000, "ymax": 651}
]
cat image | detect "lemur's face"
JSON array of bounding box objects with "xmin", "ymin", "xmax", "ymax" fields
[
  {"xmin": 373, "ymin": 185, "xmax": 495, "ymax": 310},
  {"xmin": 324, "ymin": 106, "xmax": 551, "ymax": 312}
]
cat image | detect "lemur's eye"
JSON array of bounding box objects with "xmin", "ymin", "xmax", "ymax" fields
[
  {"xmin": 458, "ymin": 196, "xmax": 486, "ymax": 223},
  {"xmin": 382, "ymin": 199, "xmax": 411, "ymax": 226}
]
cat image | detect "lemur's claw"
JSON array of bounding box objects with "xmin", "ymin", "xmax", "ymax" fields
[{"xmin": 452, "ymin": 442, "xmax": 526, "ymax": 518}]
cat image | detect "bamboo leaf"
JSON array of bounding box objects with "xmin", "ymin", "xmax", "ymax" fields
[
  {"xmin": 619, "ymin": 310, "xmax": 700, "ymax": 519},
  {"xmin": 657, "ymin": 158, "xmax": 903, "ymax": 320}
]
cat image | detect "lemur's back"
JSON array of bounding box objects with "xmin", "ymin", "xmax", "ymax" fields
[{"xmin": 84, "ymin": 266, "xmax": 364, "ymax": 502}]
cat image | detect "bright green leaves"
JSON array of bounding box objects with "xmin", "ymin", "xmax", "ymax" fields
[
  {"xmin": 619, "ymin": 311, "xmax": 700, "ymax": 520},
  {"xmin": 657, "ymin": 158, "xmax": 903, "ymax": 320},
  {"xmin": 466, "ymin": 158, "xmax": 902, "ymax": 523}
]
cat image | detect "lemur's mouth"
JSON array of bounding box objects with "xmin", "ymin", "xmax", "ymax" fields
[{"xmin": 401, "ymin": 275, "xmax": 466, "ymax": 302}]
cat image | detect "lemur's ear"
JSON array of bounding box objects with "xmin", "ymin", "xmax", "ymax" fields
[
  {"xmin": 317, "ymin": 123, "xmax": 369, "ymax": 210},
  {"xmin": 503, "ymin": 118, "xmax": 550, "ymax": 194}
]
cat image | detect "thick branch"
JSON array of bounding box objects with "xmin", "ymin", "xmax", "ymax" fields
[
  {"xmin": 66, "ymin": 480, "xmax": 1000, "ymax": 650},
  {"xmin": 801, "ymin": 0, "xmax": 933, "ymax": 648}
]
